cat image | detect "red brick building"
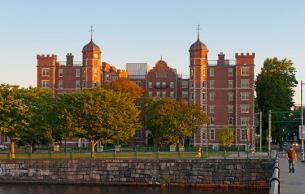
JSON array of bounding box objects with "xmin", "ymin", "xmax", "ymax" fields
[
  {"xmin": 146, "ymin": 58, "xmax": 180, "ymax": 99},
  {"xmin": 189, "ymin": 34, "xmax": 255, "ymax": 149},
  {"xmin": 35, "ymin": 33, "xmax": 255, "ymax": 148},
  {"xmin": 36, "ymin": 38, "xmax": 126, "ymax": 95}
]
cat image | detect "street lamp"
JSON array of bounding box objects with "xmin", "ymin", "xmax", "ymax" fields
[{"xmin": 301, "ymin": 80, "xmax": 304, "ymax": 161}]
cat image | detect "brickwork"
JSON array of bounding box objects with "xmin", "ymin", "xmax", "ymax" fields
[{"xmin": 0, "ymin": 159, "xmax": 272, "ymax": 188}]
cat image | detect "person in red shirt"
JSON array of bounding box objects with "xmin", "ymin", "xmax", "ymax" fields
[{"xmin": 287, "ymin": 145, "xmax": 297, "ymax": 173}]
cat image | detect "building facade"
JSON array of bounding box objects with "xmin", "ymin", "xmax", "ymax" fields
[
  {"xmin": 37, "ymin": 38, "xmax": 126, "ymax": 95},
  {"xmin": 35, "ymin": 34, "xmax": 255, "ymax": 148},
  {"xmin": 189, "ymin": 35, "xmax": 255, "ymax": 148}
]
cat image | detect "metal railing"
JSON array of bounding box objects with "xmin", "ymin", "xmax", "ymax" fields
[{"xmin": 269, "ymin": 153, "xmax": 280, "ymax": 194}]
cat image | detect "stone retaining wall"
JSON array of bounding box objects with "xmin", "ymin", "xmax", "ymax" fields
[{"xmin": 0, "ymin": 159, "xmax": 273, "ymax": 188}]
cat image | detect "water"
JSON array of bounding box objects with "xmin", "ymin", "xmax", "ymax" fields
[{"xmin": 0, "ymin": 184, "xmax": 267, "ymax": 194}]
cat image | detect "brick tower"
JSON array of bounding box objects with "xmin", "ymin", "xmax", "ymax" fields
[
  {"xmin": 82, "ymin": 31, "xmax": 101, "ymax": 88},
  {"xmin": 189, "ymin": 28, "xmax": 208, "ymax": 146}
]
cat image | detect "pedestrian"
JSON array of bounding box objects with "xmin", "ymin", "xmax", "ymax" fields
[{"xmin": 286, "ymin": 145, "xmax": 297, "ymax": 173}]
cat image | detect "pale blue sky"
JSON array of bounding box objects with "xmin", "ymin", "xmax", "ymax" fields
[{"xmin": 0, "ymin": 0, "xmax": 304, "ymax": 104}]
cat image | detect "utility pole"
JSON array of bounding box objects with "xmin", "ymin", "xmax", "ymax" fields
[
  {"xmin": 260, "ymin": 111, "xmax": 262, "ymax": 153},
  {"xmin": 301, "ymin": 80, "xmax": 304, "ymax": 161},
  {"xmin": 268, "ymin": 110, "xmax": 272, "ymax": 158}
]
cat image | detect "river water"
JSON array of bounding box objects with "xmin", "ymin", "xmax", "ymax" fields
[{"xmin": 0, "ymin": 184, "xmax": 267, "ymax": 194}]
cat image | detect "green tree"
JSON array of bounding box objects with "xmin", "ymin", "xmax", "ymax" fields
[
  {"xmin": 18, "ymin": 87, "xmax": 54, "ymax": 152},
  {"xmin": 58, "ymin": 88, "xmax": 140, "ymax": 158},
  {"xmin": 0, "ymin": 84, "xmax": 30, "ymax": 159},
  {"xmin": 256, "ymin": 58, "xmax": 298, "ymax": 144},
  {"xmin": 219, "ymin": 126, "xmax": 235, "ymax": 151},
  {"xmin": 144, "ymin": 98, "xmax": 207, "ymax": 146}
]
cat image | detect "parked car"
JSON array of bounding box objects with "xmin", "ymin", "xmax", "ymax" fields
[
  {"xmin": 282, "ymin": 142, "xmax": 289, "ymax": 151},
  {"xmin": 0, "ymin": 145, "xmax": 8, "ymax": 150}
]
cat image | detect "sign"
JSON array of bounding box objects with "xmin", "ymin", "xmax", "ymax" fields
[{"xmin": 299, "ymin": 126, "xmax": 305, "ymax": 140}]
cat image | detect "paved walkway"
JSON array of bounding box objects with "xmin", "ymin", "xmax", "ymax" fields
[{"xmin": 279, "ymin": 154, "xmax": 305, "ymax": 194}]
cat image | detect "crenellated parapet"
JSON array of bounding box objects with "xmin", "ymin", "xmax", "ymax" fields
[
  {"xmin": 235, "ymin": 52, "xmax": 255, "ymax": 65},
  {"xmin": 36, "ymin": 54, "xmax": 57, "ymax": 60}
]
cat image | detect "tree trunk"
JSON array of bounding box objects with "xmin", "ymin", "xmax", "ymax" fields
[
  {"xmin": 11, "ymin": 140, "xmax": 15, "ymax": 159},
  {"xmin": 91, "ymin": 140, "xmax": 97, "ymax": 159}
]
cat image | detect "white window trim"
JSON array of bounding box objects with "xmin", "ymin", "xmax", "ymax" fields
[
  {"xmin": 42, "ymin": 68, "xmax": 49, "ymax": 77},
  {"xmin": 210, "ymin": 129, "xmax": 216, "ymax": 140}
]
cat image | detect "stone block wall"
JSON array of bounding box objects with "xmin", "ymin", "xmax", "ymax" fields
[{"xmin": 0, "ymin": 159, "xmax": 273, "ymax": 188}]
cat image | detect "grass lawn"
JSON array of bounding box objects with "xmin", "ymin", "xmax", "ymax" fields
[{"xmin": 0, "ymin": 151, "xmax": 230, "ymax": 160}]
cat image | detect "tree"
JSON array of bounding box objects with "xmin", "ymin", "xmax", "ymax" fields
[
  {"xmin": 18, "ymin": 87, "xmax": 54, "ymax": 152},
  {"xmin": 219, "ymin": 126, "xmax": 235, "ymax": 152},
  {"xmin": 58, "ymin": 88, "xmax": 140, "ymax": 158},
  {"xmin": 256, "ymin": 58, "xmax": 298, "ymax": 144},
  {"xmin": 144, "ymin": 98, "xmax": 207, "ymax": 146},
  {"xmin": 102, "ymin": 79, "xmax": 144, "ymax": 101},
  {"xmin": 0, "ymin": 84, "xmax": 31, "ymax": 159}
]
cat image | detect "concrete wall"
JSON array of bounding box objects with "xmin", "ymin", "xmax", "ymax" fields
[{"xmin": 0, "ymin": 159, "xmax": 273, "ymax": 188}]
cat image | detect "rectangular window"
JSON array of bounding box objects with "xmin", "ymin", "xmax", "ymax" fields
[
  {"xmin": 202, "ymin": 92, "xmax": 206, "ymax": 101},
  {"xmin": 241, "ymin": 129, "xmax": 248, "ymax": 140},
  {"xmin": 228, "ymin": 92, "xmax": 234, "ymax": 102},
  {"xmin": 241, "ymin": 92, "xmax": 250, "ymax": 101},
  {"xmin": 182, "ymin": 80, "xmax": 188, "ymax": 88},
  {"xmin": 241, "ymin": 104, "xmax": 250, "ymax": 113},
  {"xmin": 210, "ymin": 129, "xmax": 215, "ymax": 140},
  {"xmin": 228, "ymin": 105, "xmax": 233, "ymax": 113},
  {"xmin": 209, "ymin": 68, "xmax": 214, "ymax": 77},
  {"xmin": 209, "ymin": 92, "xmax": 215, "ymax": 101},
  {"xmin": 241, "ymin": 117, "xmax": 249, "ymax": 126},
  {"xmin": 162, "ymin": 91, "xmax": 166, "ymax": 97},
  {"xmin": 209, "ymin": 80, "xmax": 215, "ymax": 88},
  {"xmin": 58, "ymin": 80, "xmax": 63, "ymax": 89},
  {"xmin": 58, "ymin": 69, "xmax": 63, "ymax": 77},
  {"xmin": 42, "ymin": 68, "xmax": 49, "ymax": 77},
  {"xmin": 209, "ymin": 117, "xmax": 215, "ymax": 125},
  {"xmin": 190, "ymin": 69, "xmax": 194, "ymax": 77},
  {"xmin": 162, "ymin": 82, "xmax": 167, "ymax": 88},
  {"xmin": 241, "ymin": 67, "xmax": 249, "ymax": 76},
  {"xmin": 148, "ymin": 91, "xmax": 152, "ymax": 97},
  {"xmin": 241, "ymin": 79, "xmax": 249, "ymax": 88},
  {"xmin": 228, "ymin": 80, "xmax": 233, "ymax": 89},
  {"xmin": 156, "ymin": 82, "xmax": 160, "ymax": 88},
  {"xmin": 202, "ymin": 81, "xmax": 206, "ymax": 88},
  {"xmin": 228, "ymin": 117, "xmax": 234, "ymax": 125},
  {"xmin": 42, "ymin": 80, "xmax": 49, "ymax": 88},
  {"xmin": 75, "ymin": 69, "xmax": 81, "ymax": 78},
  {"xmin": 209, "ymin": 105, "xmax": 215, "ymax": 113},
  {"xmin": 170, "ymin": 91, "xmax": 174, "ymax": 98},
  {"xmin": 170, "ymin": 82, "xmax": 174, "ymax": 89},
  {"xmin": 135, "ymin": 129, "xmax": 142, "ymax": 139},
  {"xmin": 182, "ymin": 91, "xmax": 188, "ymax": 98},
  {"xmin": 202, "ymin": 105, "xmax": 206, "ymax": 112},
  {"xmin": 156, "ymin": 91, "xmax": 160, "ymax": 97},
  {"xmin": 228, "ymin": 68, "xmax": 233, "ymax": 77},
  {"xmin": 75, "ymin": 80, "xmax": 81, "ymax": 89},
  {"xmin": 148, "ymin": 82, "xmax": 152, "ymax": 88},
  {"xmin": 202, "ymin": 129, "xmax": 206, "ymax": 141}
]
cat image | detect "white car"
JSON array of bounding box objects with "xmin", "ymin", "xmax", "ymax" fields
[{"xmin": 0, "ymin": 145, "xmax": 8, "ymax": 150}]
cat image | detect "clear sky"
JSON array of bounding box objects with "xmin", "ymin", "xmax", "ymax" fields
[{"xmin": 0, "ymin": 0, "xmax": 304, "ymax": 104}]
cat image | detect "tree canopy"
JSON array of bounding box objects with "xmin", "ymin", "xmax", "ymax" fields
[
  {"xmin": 102, "ymin": 79, "xmax": 144, "ymax": 101},
  {"xmin": 256, "ymin": 57, "xmax": 298, "ymax": 144},
  {"xmin": 219, "ymin": 126, "xmax": 235, "ymax": 150},
  {"xmin": 144, "ymin": 98, "xmax": 207, "ymax": 146},
  {"xmin": 58, "ymin": 87, "xmax": 140, "ymax": 157}
]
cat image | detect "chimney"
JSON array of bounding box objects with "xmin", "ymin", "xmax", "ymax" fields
[
  {"xmin": 217, "ymin": 52, "xmax": 225, "ymax": 66},
  {"xmin": 66, "ymin": 53, "xmax": 74, "ymax": 66}
]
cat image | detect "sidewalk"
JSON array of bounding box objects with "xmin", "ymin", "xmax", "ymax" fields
[{"xmin": 279, "ymin": 155, "xmax": 305, "ymax": 194}]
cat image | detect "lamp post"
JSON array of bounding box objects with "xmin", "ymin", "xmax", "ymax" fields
[{"xmin": 301, "ymin": 80, "xmax": 304, "ymax": 161}]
